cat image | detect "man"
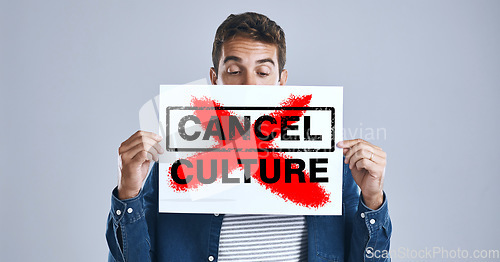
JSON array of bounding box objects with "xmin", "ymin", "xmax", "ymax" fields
[{"xmin": 107, "ymin": 12, "xmax": 391, "ymax": 262}]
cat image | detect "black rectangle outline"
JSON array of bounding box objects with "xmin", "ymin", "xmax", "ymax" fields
[{"xmin": 165, "ymin": 106, "xmax": 335, "ymax": 152}]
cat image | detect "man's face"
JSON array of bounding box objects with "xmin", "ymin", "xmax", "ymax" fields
[{"xmin": 210, "ymin": 36, "xmax": 288, "ymax": 86}]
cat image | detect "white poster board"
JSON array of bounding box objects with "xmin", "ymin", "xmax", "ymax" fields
[{"xmin": 158, "ymin": 85, "xmax": 343, "ymax": 215}]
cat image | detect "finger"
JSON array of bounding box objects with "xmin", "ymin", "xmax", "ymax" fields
[
  {"xmin": 349, "ymin": 149, "xmax": 385, "ymax": 167},
  {"xmin": 122, "ymin": 140, "xmax": 161, "ymax": 160},
  {"xmin": 344, "ymin": 143, "xmax": 361, "ymax": 164},
  {"xmin": 120, "ymin": 131, "xmax": 163, "ymax": 151},
  {"xmin": 348, "ymin": 149, "xmax": 375, "ymax": 169},
  {"xmin": 337, "ymin": 139, "xmax": 364, "ymax": 148},
  {"xmin": 152, "ymin": 142, "xmax": 164, "ymax": 155},
  {"xmin": 144, "ymin": 151, "xmax": 155, "ymax": 162},
  {"xmin": 120, "ymin": 135, "xmax": 164, "ymax": 154},
  {"xmin": 345, "ymin": 142, "xmax": 376, "ymax": 164},
  {"xmin": 122, "ymin": 142, "xmax": 160, "ymax": 162},
  {"xmin": 354, "ymin": 158, "xmax": 377, "ymax": 172},
  {"xmin": 128, "ymin": 150, "xmax": 154, "ymax": 165},
  {"xmin": 343, "ymin": 148, "xmax": 349, "ymax": 155},
  {"xmin": 121, "ymin": 131, "xmax": 163, "ymax": 151},
  {"xmin": 131, "ymin": 149, "xmax": 156, "ymax": 163},
  {"xmin": 349, "ymin": 150, "xmax": 365, "ymax": 170},
  {"xmin": 344, "ymin": 142, "xmax": 385, "ymax": 164},
  {"xmin": 134, "ymin": 130, "xmax": 163, "ymax": 141}
]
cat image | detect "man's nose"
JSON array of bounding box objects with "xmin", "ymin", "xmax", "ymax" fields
[{"xmin": 241, "ymin": 72, "xmax": 257, "ymax": 85}]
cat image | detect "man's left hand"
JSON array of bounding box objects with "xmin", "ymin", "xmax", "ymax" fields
[{"xmin": 337, "ymin": 139, "xmax": 387, "ymax": 210}]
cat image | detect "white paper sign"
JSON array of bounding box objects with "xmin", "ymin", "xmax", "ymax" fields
[{"xmin": 158, "ymin": 85, "xmax": 343, "ymax": 215}]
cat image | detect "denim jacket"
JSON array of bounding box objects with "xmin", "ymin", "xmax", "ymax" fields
[{"xmin": 106, "ymin": 162, "xmax": 391, "ymax": 262}]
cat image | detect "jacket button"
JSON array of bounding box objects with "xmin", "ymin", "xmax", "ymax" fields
[
  {"xmin": 214, "ymin": 213, "xmax": 219, "ymax": 217},
  {"xmin": 116, "ymin": 210, "xmax": 122, "ymax": 215},
  {"xmin": 370, "ymin": 218, "xmax": 376, "ymax": 224},
  {"xmin": 360, "ymin": 213, "xmax": 365, "ymax": 218},
  {"xmin": 208, "ymin": 255, "xmax": 215, "ymax": 261}
]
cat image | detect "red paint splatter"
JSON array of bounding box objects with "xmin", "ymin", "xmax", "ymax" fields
[{"xmin": 167, "ymin": 94, "xmax": 331, "ymax": 209}]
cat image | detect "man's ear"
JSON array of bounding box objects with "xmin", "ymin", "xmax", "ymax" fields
[
  {"xmin": 210, "ymin": 67, "xmax": 218, "ymax": 85},
  {"xmin": 279, "ymin": 69, "xmax": 288, "ymax": 86}
]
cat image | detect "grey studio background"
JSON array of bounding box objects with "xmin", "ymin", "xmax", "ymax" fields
[{"xmin": 1, "ymin": 0, "xmax": 499, "ymax": 261}]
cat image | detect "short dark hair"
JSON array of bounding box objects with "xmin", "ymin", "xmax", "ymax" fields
[{"xmin": 212, "ymin": 12, "xmax": 286, "ymax": 76}]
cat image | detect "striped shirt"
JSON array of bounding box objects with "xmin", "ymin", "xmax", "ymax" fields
[{"xmin": 217, "ymin": 214, "xmax": 308, "ymax": 261}]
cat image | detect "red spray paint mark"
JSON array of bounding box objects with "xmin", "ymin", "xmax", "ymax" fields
[{"xmin": 167, "ymin": 94, "xmax": 331, "ymax": 209}]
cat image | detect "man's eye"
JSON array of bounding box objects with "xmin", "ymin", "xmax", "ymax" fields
[
  {"xmin": 258, "ymin": 72, "xmax": 269, "ymax": 76},
  {"xmin": 228, "ymin": 71, "xmax": 240, "ymax": 75}
]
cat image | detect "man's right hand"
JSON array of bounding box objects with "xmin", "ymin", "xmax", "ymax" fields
[{"xmin": 117, "ymin": 130, "xmax": 164, "ymax": 200}]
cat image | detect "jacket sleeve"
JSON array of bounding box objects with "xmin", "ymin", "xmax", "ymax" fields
[
  {"xmin": 343, "ymin": 163, "xmax": 392, "ymax": 262},
  {"xmin": 106, "ymin": 162, "xmax": 159, "ymax": 262}
]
